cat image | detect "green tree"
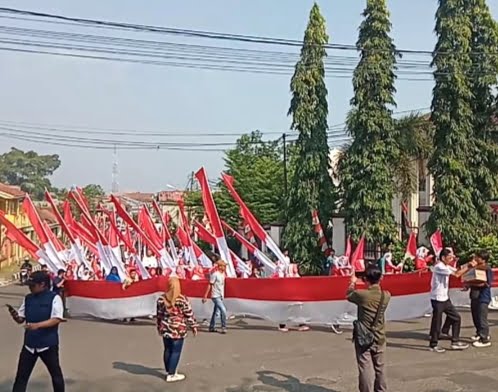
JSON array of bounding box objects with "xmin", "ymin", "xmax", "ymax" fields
[
  {"xmin": 185, "ymin": 131, "xmax": 285, "ymax": 228},
  {"xmin": 283, "ymin": 3, "xmax": 336, "ymax": 275},
  {"xmin": 82, "ymin": 184, "xmax": 106, "ymax": 214},
  {"xmin": 427, "ymin": 0, "xmax": 481, "ymax": 249},
  {"xmin": 0, "ymin": 147, "xmax": 60, "ymax": 200},
  {"xmin": 338, "ymin": 0, "xmax": 399, "ymax": 244},
  {"xmin": 467, "ymin": 0, "xmax": 498, "ymax": 226}
]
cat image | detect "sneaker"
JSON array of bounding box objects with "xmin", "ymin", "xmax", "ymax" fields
[
  {"xmin": 451, "ymin": 342, "xmax": 469, "ymax": 350},
  {"xmin": 208, "ymin": 328, "xmax": 218, "ymax": 333},
  {"xmin": 471, "ymin": 335, "xmax": 481, "ymax": 342},
  {"xmin": 278, "ymin": 326, "xmax": 289, "ymax": 332},
  {"xmin": 166, "ymin": 373, "xmax": 186, "ymax": 382},
  {"xmin": 220, "ymin": 328, "xmax": 227, "ymax": 334},
  {"xmin": 297, "ymin": 325, "xmax": 310, "ymax": 332},
  {"xmin": 430, "ymin": 346, "xmax": 446, "ymax": 353},
  {"xmin": 473, "ymin": 341, "xmax": 492, "ymax": 348}
]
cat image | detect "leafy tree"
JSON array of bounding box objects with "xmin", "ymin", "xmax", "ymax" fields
[
  {"xmin": 0, "ymin": 147, "xmax": 60, "ymax": 200},
  {"xmin": 466, "ymin": 0, "xmax": 498, "ymax": 226},
  {"xmin": 185, "ymin": 131, "xmax": 285, "ymax": 228},
  {"xmin": 427, "ymin": 0, "xmax": 481, "ymax": 249},
  {"xmin": 82, "ymin": 184, "xmax": 106, "ymax": 214},
  {"xmin": 338, "ymin": 0, "xmax": 399, "ymax": 244},
  {"xmin": 283, "ymin": 3, "xmax": 336, "ymax": 275}
]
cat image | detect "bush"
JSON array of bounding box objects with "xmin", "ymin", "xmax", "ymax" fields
[
  {"xmin": 458, "ymin": 234, "xmax": 498, "ymax": 267},
  {"xmin": 391, "ymin": 240, "xmax": 415, "ymax": 272}
]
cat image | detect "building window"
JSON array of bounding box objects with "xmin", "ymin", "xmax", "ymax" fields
[{"xmin": 418, "ymin": 175, "xmax": 426, "ymax": 192}]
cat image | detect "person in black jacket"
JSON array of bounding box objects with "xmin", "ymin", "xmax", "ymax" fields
[{"xmin": 7, "ymin": 271, "xmax": 65, "ymax": 392}]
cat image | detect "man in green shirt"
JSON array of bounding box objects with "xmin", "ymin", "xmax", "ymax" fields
[{"xmin": 347, "ymin": 265, "xmax": 391, "ymax": 392}]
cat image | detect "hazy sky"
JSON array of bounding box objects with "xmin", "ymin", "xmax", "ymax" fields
[{"xmin": 0, "ymin": 0, "xmax": 496, "ymax": 192}]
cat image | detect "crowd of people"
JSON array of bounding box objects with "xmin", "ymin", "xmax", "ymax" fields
[{"xmin": 6, "ymin": 245, "xmax": 496, "ymax": 392}]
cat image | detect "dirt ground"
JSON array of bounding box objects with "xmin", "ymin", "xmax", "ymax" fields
[{"xmin": 1, "ymin": 284, "xmax": 498, "ymax": 392}]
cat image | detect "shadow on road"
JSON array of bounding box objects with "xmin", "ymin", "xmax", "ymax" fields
[
  {"xmin": 256, "ymin": 371, "xmax": 339, "ymax": 392},
  {"xmin": 112, "ymin": 361, "xmax": 164, "ymax": 380}
]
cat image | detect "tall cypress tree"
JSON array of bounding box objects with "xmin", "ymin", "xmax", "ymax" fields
[
  {"xmin": 467, "ymin": 0, "xmax": 498, "ymax": 226},
  {"xmin": 283, "ymin": 3, "xmax": 335, "ymax": 274},
  {"xmin": 427, "ymin": 0, "xmax": 481, "ymax": 249},
  {"xmin": 339, "ymin": 0, "xmax": 398, "ymax": 244}
]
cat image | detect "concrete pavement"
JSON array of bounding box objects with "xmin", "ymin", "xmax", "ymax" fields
[{"xmin": 1, "ymin": 284, "xmax": 498, "ymax": 391}]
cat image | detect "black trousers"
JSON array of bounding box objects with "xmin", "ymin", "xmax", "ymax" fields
[
  {"xmin": 430, "ymin": 299, "xmax": 461, "ymax": 347},
  {"xmin": 471, "ymin": 299, "xmax": 490, "ymax": 342},
  {"xmin": 12, "ymin": 346, "xmax": 64, "ymax": 392}
]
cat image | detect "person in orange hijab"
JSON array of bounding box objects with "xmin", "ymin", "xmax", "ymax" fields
[{"xmin": 156, "ymin": 277, "xmax": 197, "ymax": 383}]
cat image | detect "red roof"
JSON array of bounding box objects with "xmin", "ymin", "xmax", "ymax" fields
[
  {"xmin": 0, "ymin": 183, "xmax": 26, "ymax": 198},
  {"xmin": 158, "ymin": 190, "xmax": 185, "ymax": 203}
]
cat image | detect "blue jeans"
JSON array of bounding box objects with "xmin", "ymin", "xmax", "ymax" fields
[
  {"xmin": 163, "ymin": 338, "xmax": 184, "ymax": 375},
  {"xmin": 209, "ymin": 297, "xmax": 227, "ymax": 330}
]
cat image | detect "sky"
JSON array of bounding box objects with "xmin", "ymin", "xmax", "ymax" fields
[{"xmin": 0, "ymin": 0, "xmax": 496, "ymax": 193}]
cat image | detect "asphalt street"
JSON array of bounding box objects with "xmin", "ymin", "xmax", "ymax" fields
[{"xmin": 1, "ymin": 284, "xmax": 498, "ymax": 392}]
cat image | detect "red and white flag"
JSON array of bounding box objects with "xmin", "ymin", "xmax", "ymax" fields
[
  {"xmin": 311, "ymin": 209, "xmax": 329, "ymax": 254},
  {"xmin": 196, "ymin": 168, "xmax": 235, "ymax": 277},
  {"xmin": 23, "ymin": 195, "xmax": 65, "ymax": 271},
  {"xmin": 345, "ymin": 235, "xmax": 352, "ymax": 258},
  {"xmin": 0, "ymin": 210, "xmax": 49, "ymax": 265},
  {"xmin": 350, "ymin": 236, "xmax": 365, "ymax": 272},
  {"xmin": 45, "ymin": 191, "xmax": 89, "ymax": 269},
  {"xmin": 405, "ymin": 231, "xmax": 417, "ymax": 260},
  {"xmin": 221, "ymin": 221, "xmax": 276, "ymax": 273},
  {"xmin": 222, "ymin": 173, "xmax": 288, "ymax": 266},
  {"xmin": 152, "ymin": 200, "xmax": 178, "ymax": 262},
  {"xmin": 430, "ymin": 229, "xmax": 443, "ymax": 258},
  {"xmin": 177, "ymin": 199, "xmax": 198, "ymax": 266}
]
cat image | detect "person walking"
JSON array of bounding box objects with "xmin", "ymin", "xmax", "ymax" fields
[
  {"xmin": 6, "ymin": 271, "xmax": 65, "ymax": 392},
  {"xmin": 156, "ymin": 277, "xmax": 197, "ymax": 382},
  {"xmin": 429, "ymin": 248, "xmax": 475, "ymax": 353},
  {"xmin": 347, "ymin": 265, "xmax": 390, "ymax": 392},
  {"xmin": 203, "ymin": 260, "xmax": 228, "ymax": 334}
]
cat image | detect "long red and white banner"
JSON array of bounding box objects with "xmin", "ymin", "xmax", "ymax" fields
[{"xmin": 65, "ymin": 272, "xmax": 498, "ymax": 324}]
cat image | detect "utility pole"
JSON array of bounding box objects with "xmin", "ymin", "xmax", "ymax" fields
[
  {"xmin": 282, "ymin": 133, "xmax": 288, "ymax": 195},
  {"xmin": 111, "ymin": 145, "xmax": 119, "ymax": 194}
]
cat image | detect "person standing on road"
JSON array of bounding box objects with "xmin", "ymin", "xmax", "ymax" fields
[
  {"xmin": 429, "ymin": 248, "xmax": 475, "ymax": 353},
  {"xmin": 156, "ymin": 277, "xmax": 197, "ymax": 383},
  {"xmin": 347, "ymin": 265, "xmax": 390, "ymax": 392},
  {"xmin": 203, "ymin": 260, "xmax": 228, "ymax": 334},
  {"xmin": 468, "ymin": 250, "xmax": 493, "ymax": 348},
  {"xmin": 6, "ymin": 271, "xmax": 65, "ymax": 392}
]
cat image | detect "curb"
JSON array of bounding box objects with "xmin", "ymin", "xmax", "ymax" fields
[{"xmin": 12, "ymin": 265, "xmax": 42, "ymax": 281}]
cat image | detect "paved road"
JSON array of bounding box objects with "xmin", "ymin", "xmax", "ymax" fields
[{"xmin": 1, "ymin": 284, "xmax": 498, "ymax": 392}]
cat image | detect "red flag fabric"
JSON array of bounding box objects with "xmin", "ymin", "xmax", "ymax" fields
[
  {"xmin": 222, "ymin": 173, "xmax": 287, "ymax": 265},
  {"xmin": 345, "ymin": 236, "xmax": 352, "ymax": 258},
  {"xmin": 195, "ymin": 221, "xmax": 217, "ymax": 246},
  {"xmin": 430, "ymin": 230, "xmax": 443, "ymax": 257},
  {"xmin": 22, "ymin": 195, "xmax": 50, "ymax": 245},
  {"xmin": 43, "ymin": 221, "xmax": 65, "ymax": 252},
  {"xmin": 0, "ymin": 211, "xmax": 40, "ymax": 258},
  {"xmin": 110, "ymin": 195, "xmax": 161, "ymax": 257},
  {"xmin": 70, "ymin": 191, "xmax": 107, "ymax": 246},
  {"xmin": 405, "ymin": 231, "xmax": 417, "ymax": 260},
  {"xmin": 350, "ymin": 236, "xmax": 365, "ymax": 272},
  {"xmin": 221, "ymin": 221, "xmax": 257, "ymax": 254},
  {"xmin": 63, "ymin": 200, "xmax": 74, "ymax": 227},
  {"xmin": 45, "ymin": 191, "xmax": 76, "ymax": 244},
  {"xmin": 138, "ymin": 207, "xmax": 163, "ymax": 250},
  {"xmin": 196, "ymin": 168, "xmax": 235, "ymax": 276}
]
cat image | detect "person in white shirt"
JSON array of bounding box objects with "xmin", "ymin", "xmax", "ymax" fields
[
  {"xmin": 429, "ymin": 248, "xmax": 476, "ymax": 353},
  {"xmin": 142, "ymin": 249, "xmax": 158, "ymax": 269}
]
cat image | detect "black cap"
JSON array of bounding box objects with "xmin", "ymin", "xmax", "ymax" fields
[{"xmin": 27, "ymin": 271, "xmax": 51, "ymax": 286}]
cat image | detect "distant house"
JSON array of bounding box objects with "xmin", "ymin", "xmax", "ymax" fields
[{"xmin": 115, "ymin": 190, "xmax": 186, "ymax": 226}]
